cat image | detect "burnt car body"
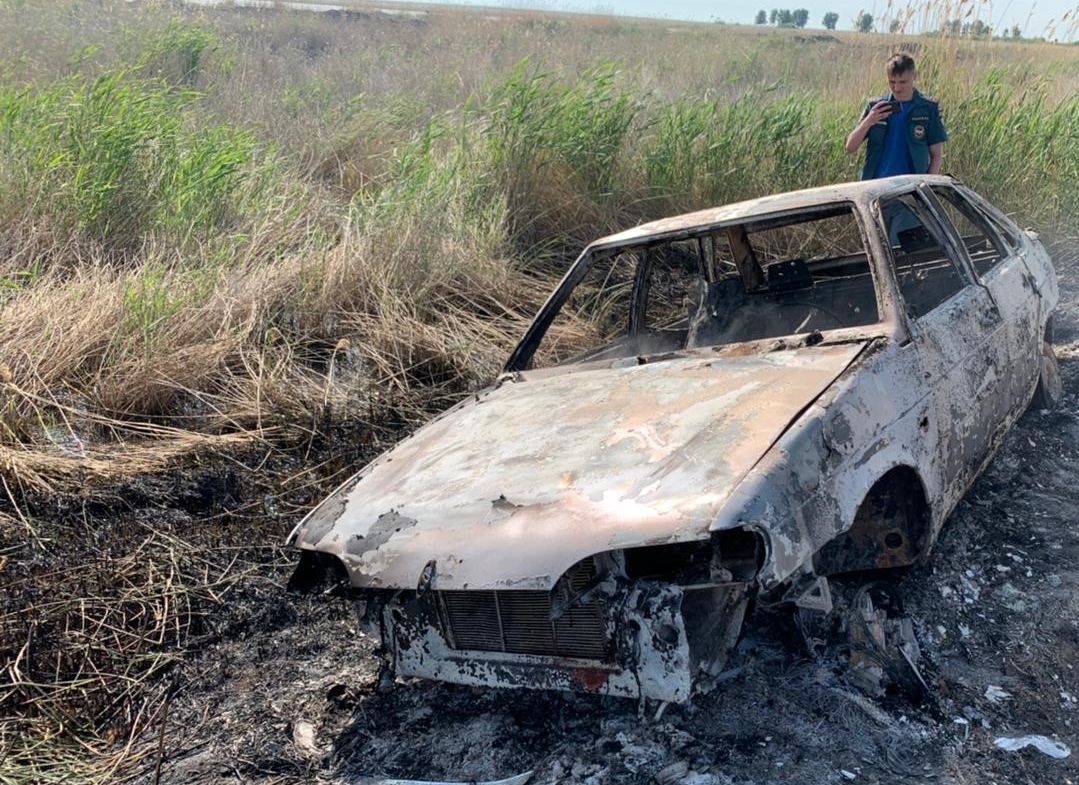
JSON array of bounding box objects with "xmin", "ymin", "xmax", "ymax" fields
[{"xmin": 288, "ymin": 175, "xmax": 1060, "ymax": 702}]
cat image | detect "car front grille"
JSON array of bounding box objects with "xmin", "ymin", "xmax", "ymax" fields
[{"xmin": 438, "ymin": 559, "xmax": 610, "ymax": 660}]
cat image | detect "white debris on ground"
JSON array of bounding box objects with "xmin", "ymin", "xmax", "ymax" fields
[{"xmin": 993, "ymin": 735, "xmax": 1071, "ymax": 759}]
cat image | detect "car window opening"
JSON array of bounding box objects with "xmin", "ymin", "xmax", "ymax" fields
[
  {"xmin": 531, "ymin": 204, "xmax": 881, "ymax": 369},
  {"xmin": 880, "ymin": 193, "xmax": 968, "ymax": 320},
  {"xmin": 930, "ymin": 186, "xmax": 1010, "ymax": 277}
]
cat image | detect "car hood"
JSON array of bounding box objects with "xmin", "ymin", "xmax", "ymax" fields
[{"xmin": 290, "ymin": 343, "xmax": 865, "ymax": 591}]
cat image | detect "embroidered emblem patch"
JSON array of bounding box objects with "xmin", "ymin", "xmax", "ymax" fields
[{"xmin": 913, "ymin": 124, "xmax": 926, "ymax": 140}]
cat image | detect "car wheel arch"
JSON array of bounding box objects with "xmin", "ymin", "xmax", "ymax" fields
[{"xmin": 815, "ymin": 465, "xmax": 934, "ymax": 576}]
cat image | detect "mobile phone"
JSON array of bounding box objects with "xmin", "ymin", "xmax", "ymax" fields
[{"xmin": 885, "ymin": 100, "xmax": 901, "ymax": 114}]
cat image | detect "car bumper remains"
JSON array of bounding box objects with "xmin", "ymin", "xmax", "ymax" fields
[{"xmin": 366, "ymin": 580, "xmax": 749, "ymax": 703}]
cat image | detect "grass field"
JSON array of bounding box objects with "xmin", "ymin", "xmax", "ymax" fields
[{"xmin": 0, "ymin": 0, "xmax": 1078, "ymax": 780}]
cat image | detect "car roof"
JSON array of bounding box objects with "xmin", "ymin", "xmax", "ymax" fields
[{"xmin": 590, "ymin": 174, "xmax": 959, "ymax": 250}]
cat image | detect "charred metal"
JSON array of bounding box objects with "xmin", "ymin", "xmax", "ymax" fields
[
  {"xmin": 287, "ymin": 175, "xmax": 1060, "ymax": 702},
  {"xmin": 332, "ymin": 531, "xmax": 764, "ymax": 702}
]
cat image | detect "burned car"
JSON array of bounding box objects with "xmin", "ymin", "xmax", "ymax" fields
[{"xmin": 288, "ymin": 175, "xmax": 1060, "ymax": 702}]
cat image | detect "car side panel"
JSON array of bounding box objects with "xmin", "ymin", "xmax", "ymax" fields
[
  {"xmin": 1015, "ymin": 233, "xmax": 1060, "ymax": 343},
  {"xmin": 911, "ymin": 284, "xmax": 1011, "ymax": 513},
  {"xmin": 817, "ymin": 340, "xmax": 947, "ymax": 542},
  {"xmin": 979, "ymin": 253, "xmax": 1041, "ymax": 423},
  {"xmin": 710, "ymin": 339, "xmax": 946, "ymax": 588}
]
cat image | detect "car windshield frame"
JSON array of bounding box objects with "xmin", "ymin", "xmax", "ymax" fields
[{"xmin": 504, "ymin": 200, "xmax": 893, "ymax": 373}]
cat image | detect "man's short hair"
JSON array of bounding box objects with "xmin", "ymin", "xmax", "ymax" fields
[{"xmin": 886, "ymin": 53, "xmax": 917, "ymax": 76}]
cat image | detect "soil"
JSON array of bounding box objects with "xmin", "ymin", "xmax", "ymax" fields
[{"xmin": 110, "ymin": 246, "xmax": 1079, "ymax": 784}]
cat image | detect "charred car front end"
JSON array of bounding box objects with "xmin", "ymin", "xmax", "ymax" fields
[
  {"xmin": 341, "ymin": 532, "xmax": 761, "ymax": 703},
  {"xmin": 288, "ymin": 176, "xmax": 1059, "ymax": 702}
]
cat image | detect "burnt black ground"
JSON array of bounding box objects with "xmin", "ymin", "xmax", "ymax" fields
[{"xmin": 137, "ymin": 246, "xmax": 1079, "ymax": 785}]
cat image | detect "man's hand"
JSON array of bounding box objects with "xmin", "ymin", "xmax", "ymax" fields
[
  {"xmin": 928, "ymin": 142, "xmax": 943, "ymax": 174},
  {"xmin": 845, "ymin": 101, "xmax": 893, "ymax": 154},
  {"xmin": 864, "ymin": 101, "xmax": 896, "ymax": 126}
]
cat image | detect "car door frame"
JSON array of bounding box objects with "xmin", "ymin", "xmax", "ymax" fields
[
  {"xmin": 873, "ymin": 184, "xmax": 1007, "ymax": 514},
  {"xmin": 921, "ymin": 183, "xmax": 1041, "ymax": 430}
]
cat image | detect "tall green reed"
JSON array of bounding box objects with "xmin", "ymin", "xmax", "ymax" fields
[{"xmin": 0, "ymin": 71, "xmax": 266, "ymax": 255}]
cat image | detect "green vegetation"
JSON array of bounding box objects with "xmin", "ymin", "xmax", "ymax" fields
[
  {"xmin": 0, "ymin": 74, "xmax": 262, "ymax": 250},
  {"xmin": 0, "ymin": 0, "xmax": 1077, "ymax": 780},
  {"xmin": 762, "ymin": 8, "xmax": 812, "ymax": 28}
]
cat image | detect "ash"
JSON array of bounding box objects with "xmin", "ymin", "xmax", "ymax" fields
[{"xmin": 152, "ymin": 253, "xmax": 1079, "ymax": 785}]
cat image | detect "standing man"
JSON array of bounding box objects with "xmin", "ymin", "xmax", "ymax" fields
[{"xmin": 845, "ymin": 53, "xmax": 947, "ymax": 179}]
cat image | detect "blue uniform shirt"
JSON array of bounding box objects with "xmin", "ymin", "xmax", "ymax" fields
[
  {"xmin": 874, "ymin": 100, "xmax": 915, "ymax": 178},
  {"xmin": 859, "ymin": 91, "xmax": 947, "ymax": 180}
]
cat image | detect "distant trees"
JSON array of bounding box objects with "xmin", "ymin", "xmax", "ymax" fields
[
  {"xmin": 855, "ymin": 11, "xmax": 874, "ymax": 32},
  {"xmin": 940, "ymin": 17, "xmax": 993, "ymax": 37},
  {"xmin": 762, "ymin": 8, "xmax": 810, "ymax": 28},
  {"xmin": 822, "ymin": 11, "xmax": 839, "ymax": 29},
  {"xmin": 755, "ymin": 9, "xmax": 768, "ymax": 24}
]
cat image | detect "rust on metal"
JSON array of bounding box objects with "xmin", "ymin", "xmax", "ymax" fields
[{"xmin": 289, "ymin": 175, "xmax": 1059, "ymax": 702}]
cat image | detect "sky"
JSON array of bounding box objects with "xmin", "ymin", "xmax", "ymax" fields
[{"xmin": 381, "ymin": 0, "xmax": 1079, "ymax": 40}]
